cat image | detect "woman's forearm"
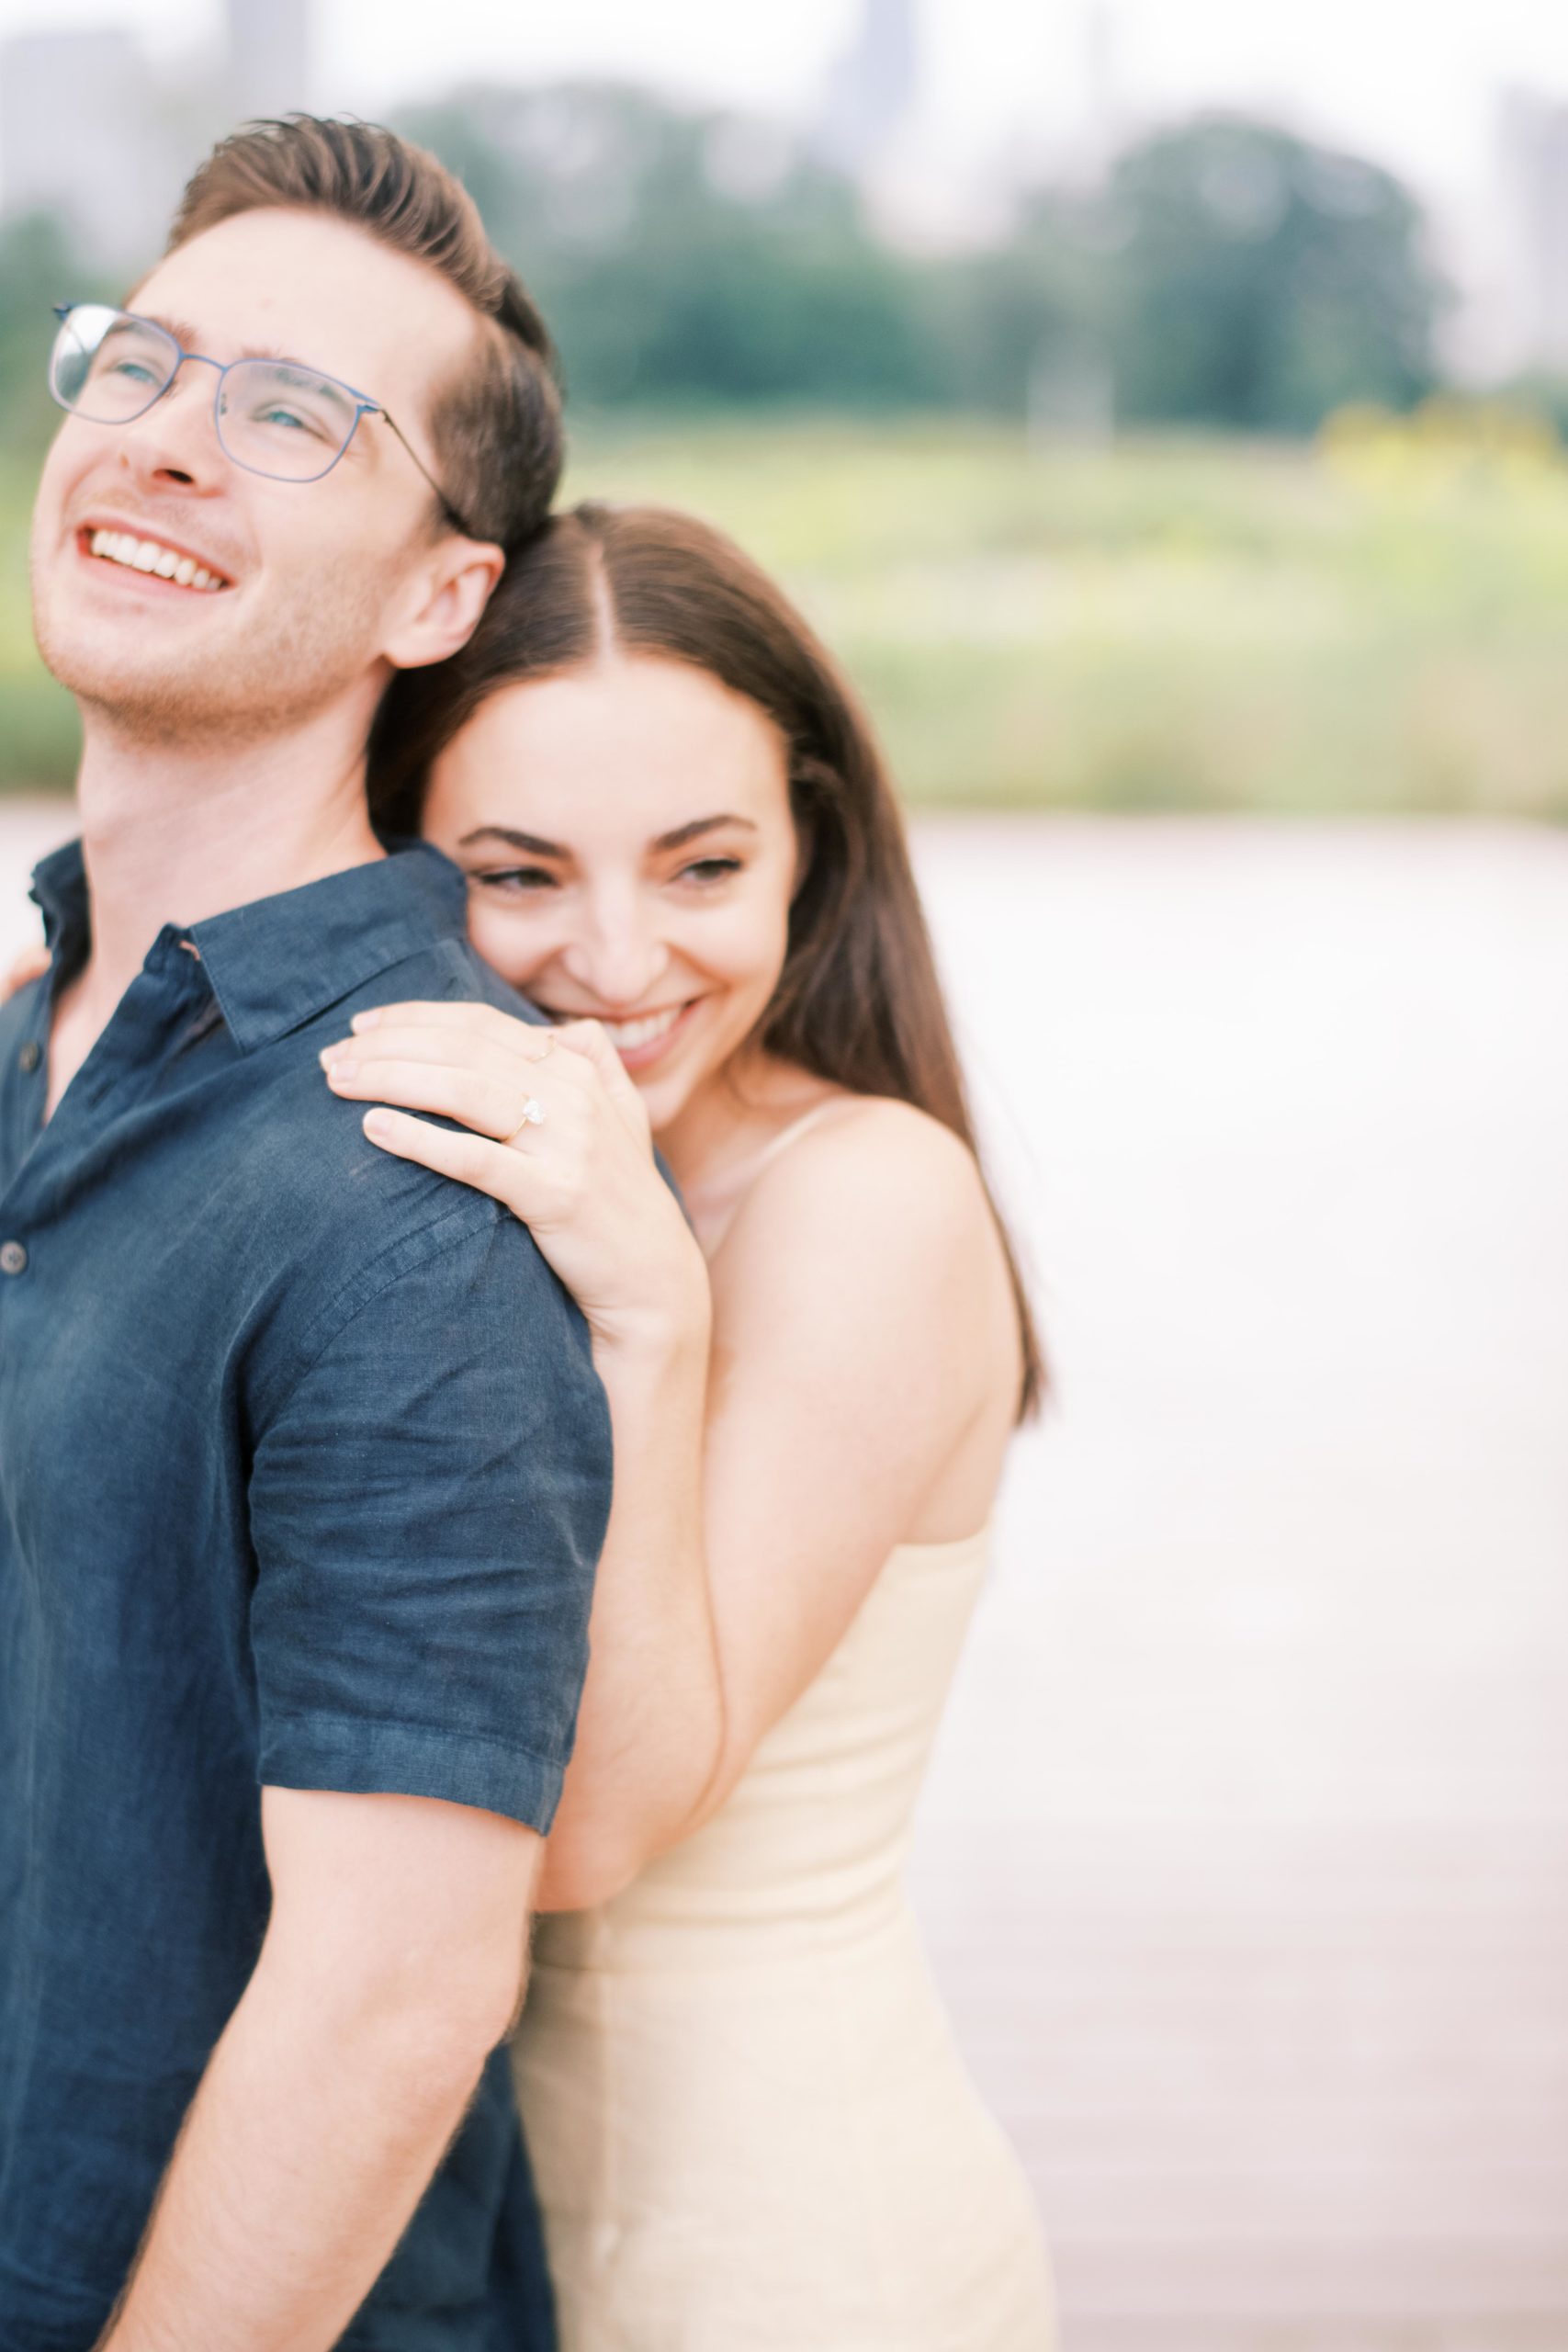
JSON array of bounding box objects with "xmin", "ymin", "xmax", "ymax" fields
[{"xmin": 537, "ymin": 1307, "xmax": 725, "ymax": 1912}]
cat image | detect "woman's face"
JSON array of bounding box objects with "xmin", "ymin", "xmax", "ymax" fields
[{"xmin": 421, "ymin": 652, "xmax": 801, "ymax": 1134}]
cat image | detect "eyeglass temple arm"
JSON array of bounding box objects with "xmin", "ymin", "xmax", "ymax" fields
[{"xmin": 377, "ymin": 411, "xmax": 484, "ymax": 543}]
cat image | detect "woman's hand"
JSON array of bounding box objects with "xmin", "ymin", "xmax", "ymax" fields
[
  {"xmin": 2, "ymin": 944, "xmax": 50, "ymax": 1001},
  {"xmin": 318, "ymin": 1001, "xmax": 709, "ymax": 1359}
]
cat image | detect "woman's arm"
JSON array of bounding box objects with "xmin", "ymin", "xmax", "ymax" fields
[
  {"xmin": 321, "ymin": 1012, "xmax": 1021, "ymax": 1908},
  {"xmin": 321, "ymin": 1005, "xmax": 728, "ymax": 1898}
]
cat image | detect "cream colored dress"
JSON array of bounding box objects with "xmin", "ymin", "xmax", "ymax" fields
[{"xmin": 511, "ymin": 1517, "xmax": 1056, "ymax": 2350}]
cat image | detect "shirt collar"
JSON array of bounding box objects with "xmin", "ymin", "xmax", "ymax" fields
[
  {"xmin": 29, "ymin": 838, "xmax": 91, "ymax": 974},
  {"xmin": 30, "ymin": 838, "xmax": 471, "ymax": 1056}
]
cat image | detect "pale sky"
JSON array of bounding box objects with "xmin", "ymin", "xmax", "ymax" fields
[
  {"xmin": 5, "ymin": 0, "xmax": 1568, "ymax": 206},
  {"xmin": 8, "ymin": 0, "xmax": 1568, "ymax": 315}
]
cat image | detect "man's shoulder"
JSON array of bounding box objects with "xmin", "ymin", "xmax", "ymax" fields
[{"xmin": 228, "ymin": 944, "xmax": 558, "ymax": 1369}]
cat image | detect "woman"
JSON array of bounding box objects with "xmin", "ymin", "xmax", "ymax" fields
[{"xmin": 326, "ymin": 500, "xmax": 1053, "ymax": 2350}]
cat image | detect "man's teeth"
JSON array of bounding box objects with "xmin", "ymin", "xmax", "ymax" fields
[
  {"xmin": 88, "ymin": 529, "xmax": 224, "ymax": 592},
  {"xmin": 602, "ymin": 1005, "xmax": 686, "ymax": 1051}
]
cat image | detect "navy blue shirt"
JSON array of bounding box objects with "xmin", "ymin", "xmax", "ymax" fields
[{"xmin": 0, "ymin": 840, "xmax": 612, "ymax": 2350}]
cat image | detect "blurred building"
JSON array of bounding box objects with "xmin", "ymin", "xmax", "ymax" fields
[
  {"xmin": 1495, "ymin": 88, "xmax": 1568, "ymax": 373},
  {"xmin": 0, "ymin": 29, "xmax": 170, "ymax": 266},
  {"xmin": 1, "ymin": 1, "xmax": 313, "ymax": 268},
  {"xmin": 812, "ymin": 0, "xmax": 919, "ymax": 177}
]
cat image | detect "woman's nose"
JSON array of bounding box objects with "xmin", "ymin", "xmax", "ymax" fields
[{"xmin": 561, "ymin": 923, "xmax": 671, "ymax": 1011}]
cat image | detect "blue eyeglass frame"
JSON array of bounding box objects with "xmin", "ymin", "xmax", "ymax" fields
[{"xmin": 49, "ymin": 301, "xmax": 481, "ymax": 539}]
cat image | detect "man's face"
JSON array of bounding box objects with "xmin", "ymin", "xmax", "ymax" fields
[{"xmin": 30, "ymin": 206, "xmax": 480, "ymax": 748}]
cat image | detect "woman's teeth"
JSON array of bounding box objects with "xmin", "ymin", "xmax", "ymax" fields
[
  {"xmin": 601, "ymin": 1005, "xmax": 686, "ymax": 1051},
  {"xmin": 88, "ymin": 529, "xmax": 225, "ymax": 592}
]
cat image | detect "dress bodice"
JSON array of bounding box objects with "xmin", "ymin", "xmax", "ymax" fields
[{"xmin": 534, "ymin": 1524, "xmax": 992, "ymax": 1969}]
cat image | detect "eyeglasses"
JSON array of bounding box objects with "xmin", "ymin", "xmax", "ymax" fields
[{"xmin": 48, "ymin": 302, "xmax": 480, "ymax": 539}]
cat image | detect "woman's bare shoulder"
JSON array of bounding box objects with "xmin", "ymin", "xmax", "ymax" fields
[{"xmin": 720, "ymin": 1090, "xmax": 995, "ymax": 1278}]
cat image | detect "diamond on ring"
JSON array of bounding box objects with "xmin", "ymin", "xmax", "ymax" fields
[{"xmin": 514, "ymin": 1096, "xmax": 545, "ymax": 1129}]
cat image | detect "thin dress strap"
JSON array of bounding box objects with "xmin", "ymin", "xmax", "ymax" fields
[{"xmin": 746, "ymin": 1097, "xmax": 848, "ymax": 1182}]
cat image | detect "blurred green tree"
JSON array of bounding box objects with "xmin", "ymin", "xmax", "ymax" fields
[
  {"xmin": 0, "ymin": 211, "xmax": 115, "ymax": 458},
  {"xmin": 398, "ymin": 83, "xmax": 944, "ymax": 410},
  {"xmin": 1089, "ymin": 116, "xmax": 1445, "ymax": 431}
]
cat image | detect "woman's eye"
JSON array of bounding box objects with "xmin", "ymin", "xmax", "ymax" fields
[
  {"xmin": 470, "ymin": 865, "xmax": 558, "ymax": 895},
  {"xmin": 676, "ymin": 857, "xmax": 742, "ymax": 887}
]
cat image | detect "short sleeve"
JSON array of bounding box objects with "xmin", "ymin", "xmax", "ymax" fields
[{"xmin": 248, "ymin": 1201, "xmax": 612, "ymax": 1833}]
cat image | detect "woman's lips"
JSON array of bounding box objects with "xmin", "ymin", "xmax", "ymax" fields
[{"xmin": 543, "ymin": 997, "xmax": 704, "ymax": 1073}]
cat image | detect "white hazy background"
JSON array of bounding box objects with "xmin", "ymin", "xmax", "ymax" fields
[
  {"xmin": 1, "ymin": 799, "xmax": 1563, "ymax": 2347},
  {"xmin": 14, "ymin": 0, "xmax": 1568, "ymax": 365},
  {"xmin": 4, "ymin": 1, "xmax": 1568, "ymax": 2342}
]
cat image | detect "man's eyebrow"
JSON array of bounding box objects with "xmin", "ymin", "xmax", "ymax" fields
[
  {"xmin": 130, "ymin": 313, "xmax": 352, "ymax": 380},
  {"xmin": 130, "ymin": 312, "xmax": 201, "ymax": 348}
]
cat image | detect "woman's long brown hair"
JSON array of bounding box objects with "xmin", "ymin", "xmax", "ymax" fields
[{"xmin": 369, "ymin": 502, "xmax": 1043, "ymax": 1417}]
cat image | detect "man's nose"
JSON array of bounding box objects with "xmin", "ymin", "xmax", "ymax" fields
[{"xmin": 113, "ymin": 360, "xmax": 225, "ymax": 495}]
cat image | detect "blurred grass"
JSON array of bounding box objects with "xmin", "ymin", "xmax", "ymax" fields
[{"xmin": 9, "ymin": 409, "xmax": 1568, "ymax": 812}]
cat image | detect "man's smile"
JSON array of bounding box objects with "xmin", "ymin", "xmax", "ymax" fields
[{"xmin": 75, "ymin": 522, "xmax": 234, "ymax": 594}]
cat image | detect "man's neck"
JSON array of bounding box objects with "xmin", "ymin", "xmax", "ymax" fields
[
  {"xmin": 47, "ymin": 705, "xmax": 386, "ymax": 1118},
  {"xmin": 74, "ymin": 705, "xmax": 386, "ymax": 1008}
]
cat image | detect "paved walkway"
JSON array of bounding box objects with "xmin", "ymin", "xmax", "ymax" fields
[
  {"xmin": 3, "ymin": 810, "xmax": 1564, "ymax": 2347},
  {"xmin": 908, "ymin": 819, "xmax": 1568, "ymax": 2350}
]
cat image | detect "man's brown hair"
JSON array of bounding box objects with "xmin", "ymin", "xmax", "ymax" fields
[{"xmin": 167, "ymin": 115, "xmax": 562, "ymax": 549}]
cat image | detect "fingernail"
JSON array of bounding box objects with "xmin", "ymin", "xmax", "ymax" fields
[
  {"xmin": 352, "ymin": 1009, "xmax": 381, "ymax": 1033},
  {"xmin": 364, "ymin": 1109, "xmax": 393, "ymax": 1140},
  {"xmin": 319, "ymin": 1044, "xmax": 345, "ymax": 1069},
  {"xmin": 327, "ymin": 1059, "xmax": 356, "ymax": 1083}
]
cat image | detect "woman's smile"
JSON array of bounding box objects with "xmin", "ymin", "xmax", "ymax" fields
[{"xmin": 563, "ymin": 997, "xmax": 704, "ymax": 1071}]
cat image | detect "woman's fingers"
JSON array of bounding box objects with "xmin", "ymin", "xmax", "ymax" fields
[
  {"xmin": 360, "ymin": 1107, "xmax": 540, "ymax": 1211},
  {"xmin": 2, "ymin": 944, "xmax": 51, "ymax": 1002},
  {"xmin": 350, "ymin": 999, "xmax": 558, "ymax": 1057},
  {"xmin": 326, "ymin": 1053, "xmax": 552, "ymax": 1142},
  {"xmin": 547, "ymin": 1020, "xmax": 653, "ymax": 1144},
  {"xmin": 321, "ymin": 1024, "xmax": 558, "ymax": 1083}
]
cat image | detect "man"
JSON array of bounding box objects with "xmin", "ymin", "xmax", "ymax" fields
[{"xmin": 0, "ymin": 119, "xmax": 610, "ymax": 2349}]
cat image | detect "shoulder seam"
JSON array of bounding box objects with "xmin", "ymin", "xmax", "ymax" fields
[{"xmin": 255, "ymin": 1192, "xmax": 536, "ymax": 1435}]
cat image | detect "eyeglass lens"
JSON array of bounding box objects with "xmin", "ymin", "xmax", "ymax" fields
[{"xmin": 49, "ymin": 305, "xmax": 363, "ymax": 485}]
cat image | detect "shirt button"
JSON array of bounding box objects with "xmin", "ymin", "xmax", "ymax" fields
[
  {"xmin": 0, "ymin": 1241, "xmax": 27, "ymax": 1276},
  {"xmin": 17, "ymin": 1042, "xmax": 40, "ymax": 1075}
]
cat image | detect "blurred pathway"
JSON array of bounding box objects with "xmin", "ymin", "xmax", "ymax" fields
[
  {"xmin": 908, "ymin": 819, "xmax": 1568, "ymax": 2352},
  {"xmin": 2, "ymin": 809, "xmax": 1563, "ymax": 2349}
]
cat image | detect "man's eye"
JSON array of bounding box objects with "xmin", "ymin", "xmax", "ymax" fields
[
  {"xmin": 677, "ymin": 857, "xmax": 742, "ymax": 886},
  {"xmin": 250, "ymin": 403, "xmax": 332, "ymax": 441},
  {"xmin": 471, "ymin": 865, "xmax": 558, "ymax": 894}
]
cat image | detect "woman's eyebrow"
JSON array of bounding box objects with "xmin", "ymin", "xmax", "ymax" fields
[
  {"xmin": 458, "ymin": 825, "xmax": 567, "ymax": 856},
  {"xmin": 457, "ymin": 817, "xmax": 759, "ymax": 858},
  {"xmin": 653, "ymin": 815, "xmax": 759, "ymax": 852}
]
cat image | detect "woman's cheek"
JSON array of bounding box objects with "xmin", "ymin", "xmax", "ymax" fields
[{"xmin": 466, "ymin": 899, "xmax": 555, "ymax": 996}]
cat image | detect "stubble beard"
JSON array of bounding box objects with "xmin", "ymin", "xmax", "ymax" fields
[{"xmin": 33, "ymin": 544, "xmax": 392, "ymax": 754}]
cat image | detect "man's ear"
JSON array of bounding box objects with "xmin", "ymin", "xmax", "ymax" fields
[{"xmin": 383, "ymin": 539, "xmax": 505, "ymax": 674}]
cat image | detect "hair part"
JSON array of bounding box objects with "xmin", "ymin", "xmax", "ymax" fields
[
  {"xmin": 369, "ymin": 503, "xmax": 1045, "ymax": 1418},
  {"xmin": 167, "ymin": 114, "xmax": 563, "ymax": 548}
]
